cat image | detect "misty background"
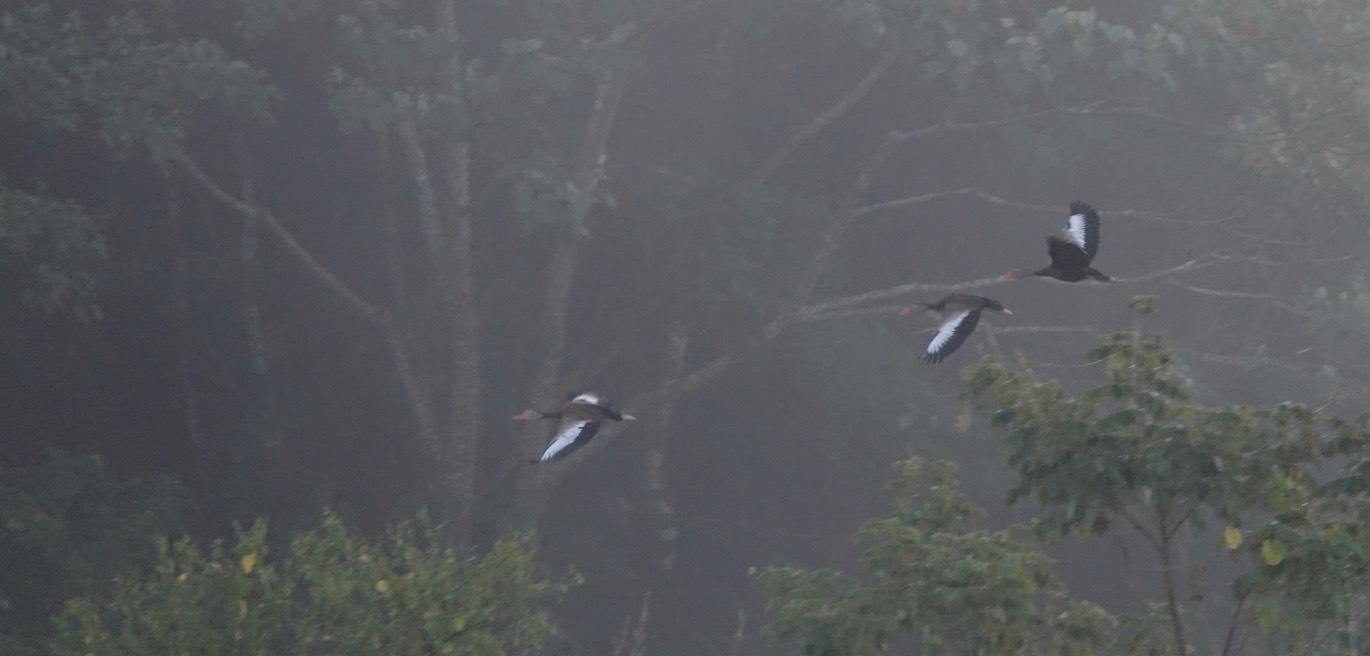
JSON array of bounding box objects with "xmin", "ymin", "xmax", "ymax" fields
[{"xmin": 3, "ymin": 0, "xmax": 1369, "ymax": 654}]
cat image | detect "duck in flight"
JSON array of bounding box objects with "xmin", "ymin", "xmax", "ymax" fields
[
  {"xmin": 900, "ymin": 293, "xmax": 1012, "ymax": 364},
  {"xmin": 1002, "ymin": 201, "xmax": 1119, "ymax": 283},
  {"xmin": 514, "ymin": 392, "xmax": 636, "ymax": 463}
]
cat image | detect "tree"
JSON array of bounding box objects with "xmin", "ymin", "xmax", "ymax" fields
[
  {"xmin": 54, "ymin": 511, "xmax": 575, "ymax": 656},
  {"xmin": 0, "ymin": 450, "xmax": 186, "ymax": 656},
  {"xmin": 0, "ymin": 185, "xmax": 104, "ymax": 321},
  {"xmin": 764, "ymin": 318, "xmax": 1370, "ymax": 656},
  {"xmin": 761, "ymin": 457, "xmax": 1119, "ymax": 656},
  {"xmin": 963, "ymin": 310, "xmax": 1370, "ymax": 655}
]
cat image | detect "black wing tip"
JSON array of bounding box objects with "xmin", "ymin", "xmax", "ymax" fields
[{"xmin": 924, "ymin": 353, "xmax": 945, "ymax": 364}]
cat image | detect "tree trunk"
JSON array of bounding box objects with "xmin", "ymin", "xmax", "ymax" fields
[
  {"xmin": 386, "ymin": 124, "xmax": 491, "ymax": 540},
  {"xmin": 507, "ymin": 68, "xmax": 628, "ymax": 530},
  {"xmin": 167, "ymin": 187, "xmax": 207, "ymax": 483},
  {"xmin": 1158, "ymin": 510, "xmax": 1189, "ymax": 656},
  {"xmin": 234, "ymin": 144, "xmax": 283, "ymax": 463},
  {"xmin": 644, "ymin": 321, "xmax": 690, "ymax": 573},
  {"xmin": 441, "ymin": 139, "xmax": 483, "ymax": 543}
]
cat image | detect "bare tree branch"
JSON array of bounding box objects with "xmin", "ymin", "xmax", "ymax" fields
[
  {"xmin": 800, "ymin": 275, "xmax": 1007, "ymax": 318},
  {"xmin": 173, "ymin": 149, "xmax": 381, "ymax": 320},
  {"xmin": 1164, "ymin": 281, "xmax": 1314, "ymax": 319},
  {"xmin": 856, "ymin": 184, "xmax": 1236, "ymax": 226},
  {"xmin": 795, "ymin": 304, "xmax": 907, "ymax": 324},
  {"xmin": 885, "ymin": 99, "xmax": 1235, "ymax": 150},
  {"xmin": 1121, "ymin": 254, "xmax": 1231, "ymax": 282},
  {"xmin": 1119, "ymin": 507, "xmax": 1161, "ymax": 552},
  {"xmin": 889, "ymin": 99, "xmax": 1107, "ymax": 141},
  {"xmin": 172, "ymin": 147, "xmax": 445, "ymax": 461},
  {"xmin": 992, "ymin": 325, "xmax": 1103, "ymax": 336},
  {"xmin": 753, "ymin": 36, "xmax": 902, "ymax": 183},
  {"xmin": 795, "ymin": 131, "xmax": 907, "ymax": 306}
]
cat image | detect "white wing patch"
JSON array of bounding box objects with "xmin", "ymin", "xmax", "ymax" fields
[
  {"xmin": 927, "ymin": 310, "xmax": 971, "ymax": 356},
  {"xmin": 1064, "ymin": 211, "xmax": 1088, "ymax": 250},
  {"xmin": 570, "ymin": 392, "xmax": 602, "ymax": 405},
  {"xmin": 540, "ymin": 419, "xmax": 591, "ymax": 462}
]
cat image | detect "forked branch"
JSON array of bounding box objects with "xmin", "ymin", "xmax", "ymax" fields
[
  {"xmin": 753, "ymin": 36, "xmax": 902, "ymax": 183},
  {"xmin": 173, "ymin": 146, "xmax": 444, "ymax": 457}
]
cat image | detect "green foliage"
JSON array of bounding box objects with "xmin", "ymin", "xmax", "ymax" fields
[
  {"xmin": 0, "ymin": 4, "xmax": 277, "ymax": 164},
  {"xmin": 0, "ymin": 184, "xmax": 105, "ymax": 320},
  {"xmin": 0, "ymin": 450, "xmax": 186, "ymax": 652},
  {"xmin": 814, "ymin": 0, "xmax": 1205, "ymax": 97},
  {"xmin": 761, "ymin": 458, "xmax": 1119, "ymax": 656},
  {"xmin": 87, "ymin": 15, "xmax": 277, "ymax": 164},
  {"xmin": 0, "ymin": 5, "xmax": 87, "ymax": 129},
  {"xmin": 1228, "ymin": 420, "xmax": 1370, "ymax": 644},
  {"xmin": 54, "ymin": 511, "xmax": 576, "ymax": 656},
  {"xmin": 1127, "ymin": 295, "xmax": 1157, "ymax": 315},
  {"xmin": 965, "ymin": 330, "xmax": 1301, "ymax": 535},
  {"xmin": 964, "ymin": 328, "xmax": 1370, "ymax": 652},
  {"xmin": 237, "ymin": 0, "xmax": 326, "ymax": 41},
  {"xmin": 325, "ymin": 8, "xmax": 468, "ymax": 135},
  {"xmin": 1206, "ymin": 0, "xmax": 1370, "ymax": 203}
]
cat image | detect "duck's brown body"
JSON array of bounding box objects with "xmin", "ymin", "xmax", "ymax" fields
[
  {"xmin": 1004, "ymin": 202, "xmax": 1119, "ymax": 283},
  {"xmin": 514, "ymin": 393, "xmax": 636, "ymax": 463},
  {"xmin": 902, "ymin": 293, "xmax": 1012, "ymax": 364}
]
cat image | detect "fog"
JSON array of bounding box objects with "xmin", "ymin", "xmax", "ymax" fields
[{"xmin": 3, "ymin": 1, "xmax": 1367, "ymax": 654}]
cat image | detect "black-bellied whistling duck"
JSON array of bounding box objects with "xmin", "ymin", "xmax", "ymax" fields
[
  {"xmin": 899, "ymin": 293, "xmax": 1012, "ymax": 364},
  {"xmin": 1002, "ymin": 201, "xmax": 1119, "ymax": 283},
  {"xmin": 514, "ymin": 392, "xmax": 636, "ymax": 463}
]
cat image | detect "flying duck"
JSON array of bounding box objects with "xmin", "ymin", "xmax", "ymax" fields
[
  {"xmin": 900, "ymin": 293, "xmax": 1012, "ymax": 364},
  {"xmin": 514, "ymin": 392, "xmax": 636, "ymax": 463},
  {"xmin": 1002, "ymin": 201, "xmax": 1119, "ymax": 283}
]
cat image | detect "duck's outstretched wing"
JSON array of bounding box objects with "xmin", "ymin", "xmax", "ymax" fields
[
  {"xmin": 535, "ymin": 419, "xmax": 601, "ymax": 463},
  {"xmin": 1063, "ymin": 201, "xmax": 1100, "ymax": 261},
  {"xmin": 925, "ymin": 309, "xmax": 981, "ymax": 364}
]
